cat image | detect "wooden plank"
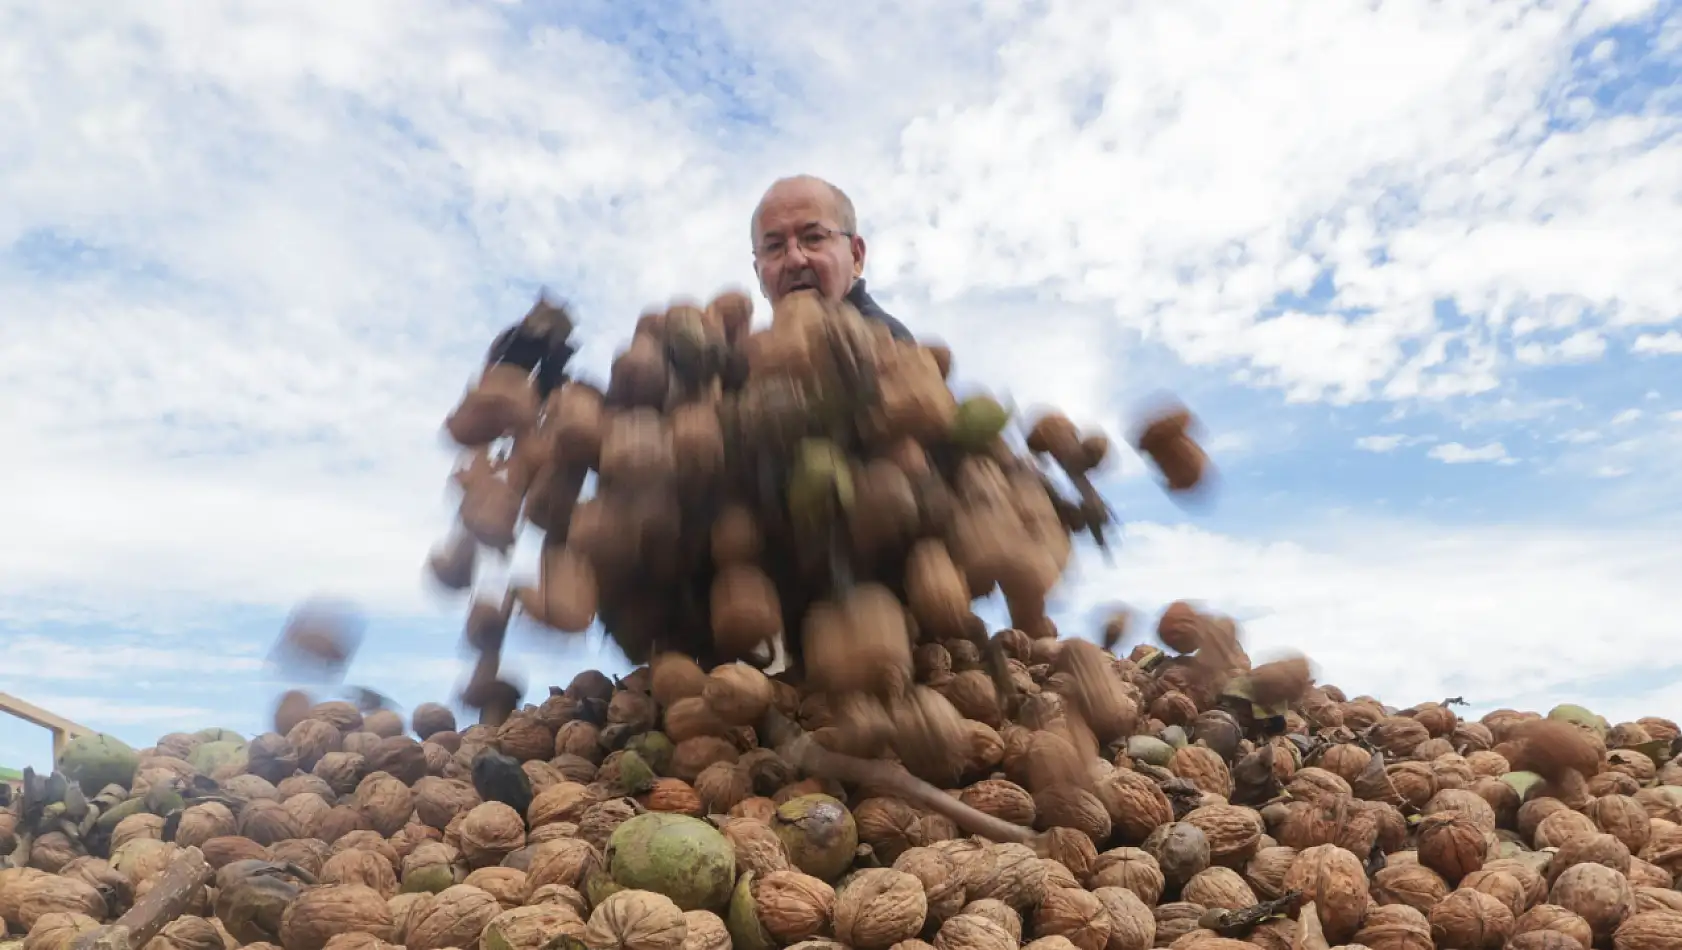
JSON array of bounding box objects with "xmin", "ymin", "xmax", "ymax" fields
[{"xmin": 0, "ymin": 692, "xmax": 95, "ymax": 763}]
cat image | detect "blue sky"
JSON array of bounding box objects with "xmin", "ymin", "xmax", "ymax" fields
[{"xmin": 3, "ymin": 0, "xmax": 1681, "ymax": 767}]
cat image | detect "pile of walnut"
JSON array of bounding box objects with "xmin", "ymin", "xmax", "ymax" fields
[
  {"xmin": 424, "ymin": 287, "xmax": 1205, "ymax": 728},
  {"xmin": 5, "ymin": 617, "xmax": 1682, "ymax": 950}
]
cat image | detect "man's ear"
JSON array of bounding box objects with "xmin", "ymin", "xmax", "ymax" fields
[{"xmin": 850, "ymin": 234, "xmax": 867, "ymax": 278}]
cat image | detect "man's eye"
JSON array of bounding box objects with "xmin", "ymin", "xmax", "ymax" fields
[{"xmin": 799, "ymin": 232, "xmax": 827, "ymax": 248}]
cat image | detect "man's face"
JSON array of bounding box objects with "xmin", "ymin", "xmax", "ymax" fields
[{"xmin": 752, "ymin": 179, "xmax": 867, "ymax": 305}]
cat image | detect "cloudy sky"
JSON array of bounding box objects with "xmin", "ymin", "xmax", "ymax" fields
[{"xmin": 3, "ymin": 0, "xmax": 1680, "ymax": 767}]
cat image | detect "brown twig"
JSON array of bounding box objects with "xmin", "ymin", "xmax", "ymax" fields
[
  {"xmin": 758, "ymin": 709, "xmax": 1037, "ymax": 846},
  {"xmin": 72, "ymin": 847, "xmax": 214, "ymax": 950}
]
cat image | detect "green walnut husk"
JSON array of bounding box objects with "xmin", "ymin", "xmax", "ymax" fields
[
  {"xmin": 187, "ymin": 740, "xmax": 246, "ymax": 775},
  {"xmin": 951, "ymin": 396, "xmax": 1010, "ymax": 450},
  {"xmin": 57, "ymin": 734, "xmax": 141, "ymax": 793},
  {"xmin": 195, "ymin": 728, "xmax": 245, "ymax": 744},
  {"xmin": 772, "ymin": 794, "xmax": 857, "ymax": 882},
  {"xmin": 615, "ymin": 750, "xmax": 656, "ymax": 795},
  {"xmin": 1127, "ymin": 735, "xmax": 1175, "ymax": 767},
  {"xmin": 726, "ymin": 871, "xmax": 775, "ymax": 950},
  {"xmin": 584, "ymin": 865, "xmax": 624, "ymax": 908},
  {"xmin": 624, "ymin": 732, "xmax": 675, "ymax": 776},
  {"xmin": 1500, "ymin": 771, "xmax": 1544, "ymax": 800},
  {"xmin": 606, "ymin": 812, "xmax": 736, "ymax": 911},
  {"xmin": 1546, "ymin": 704, "xmax": 1609, "ymax": 738}
]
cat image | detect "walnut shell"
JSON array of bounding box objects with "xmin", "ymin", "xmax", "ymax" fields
[
  {"xmin": 833, "ymin": 868, "xmax": 928, "ymax": 950},
  {"xmin": 1612, "ymin": 910, "xmax": 1682, "ymax": 950},
  {"xmin": 317, "ymin": 848, "xmax": 398, "ymax": 899},
  {"xmin": 585, "ymin": 889, "xmax": 688, "ymax": 950},
  {"xmin": 403, "ymin": 883, "xmax": 501, "ymax": 950},
  {"xmin": 1091, "ymin": 847, "xmax": 1164, "ymax": 905},
  {"xmin": 1181, "ymin": 866, "xmax": 1257, "ymax": 911},
  {"xmin": 277, "ymin": 884, "xmax": 394, "ymax": 950},
  {"xmin": 1352, "ymin": 903, "xmax": 1431, "ymax": 950},
  {"xmin": 893, "ymin": 846, "xmax": 965, "ymax": 923},
  {"xmin": 752, "ymin": 869, "xmax": 834, "ymax": 943},
  {"xmin": 932, "ymin": 913, "xmax": 1014, "ymax": 950},
  {"xmin": 1282, "ymin": 844, "xmax": 1369, "ymax": 943},
  {"xmin": 680, "ymin": 909, "xmax": 729, "ymax": 950},
  {"xmin": 1183, "ymin": 804, "xmax": 1265, "ymax": 869},
  {"xmin": 1032, "ymin": 887, "xmax": 1111, "ymax": 950},
  {"xmin": 458, "ymin": 802, "xmax": 527, "ymax": 868},
  {"xmin": 1416, "ymin": 813, "xmax": 1487, "ymax": 885},
  {"xmin": 1512, "ymin": 903, "xmax": 1594, "ymax": 946},
  {"xmin": 1549, "ymin": 861, "xmax": 1634, "ymax": 942},
  {"xmin": 354, "ymin": 772, "xmax": 415, "ymax": 838},
  {"xmin": 1143, "ymin": 823, "xmax": 1209, "ymax": 890},
  {"xmin": 1428, "ymin": 887, "xmax": 1514, "ymax": 950},
  {"xmin": 967, "ymin": 843, "xmax": 1047, "ymax": 910}
]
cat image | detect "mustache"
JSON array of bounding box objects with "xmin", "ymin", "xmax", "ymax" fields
[{"xmin": 781, "ymin": 269, "xmax": 820, "ymax": 292}]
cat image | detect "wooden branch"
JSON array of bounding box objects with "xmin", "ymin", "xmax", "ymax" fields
[
  {"xmin": 71, "ymin": 847, "xmax": 213, "ymax": 950},
  {"xmin": 758, "ymin": 709, "xmax": 1039, "ymax": 847}
]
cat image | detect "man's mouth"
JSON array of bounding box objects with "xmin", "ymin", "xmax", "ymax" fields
[{"xmin": 785, "ymin": 273, "xmax": 819, "ymax": 293}]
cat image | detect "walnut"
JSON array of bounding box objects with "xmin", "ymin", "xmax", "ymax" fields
[
  {"xmin": 1352, "ymin": 904, "xmax": 1431, "ymax": 950},
  {"xmin": 1181, "ymin": 867, "xmax": 1256, "ymax": 911},
  {"xmin": 1091, "ymin": 847, "xmax": 1164, "ymax": 905},
  {"xmin": 312, "ymin": 752, "xmax": 368, "ymax": 795},
  {"xmin": 462, "ymin": 866, "xmax": 528, "ymax": 909},
  {"xmin": 833, "ymin": 868, "xmax": 928, "ymax": 949},
  {"xmin": 1094, "ymin": 770, "xmax": 1174, "ymax": 845},
  {"xmin": 1612, "ymin": 910, "xmax": 1682, "ymax": 950},
  {"xmin": 1512, "ymin": 903, "xmax": 1594, "ymax": 947},
  {"xmin": 320, "ymin": 850, "xmax": 398, "ymax": 898},
  {"xmin": 403, "ymin": 883, "xmax": 501, "ymax": 950},
  {"xmin": 669, "ymin": 738, "xmax": 738, "ymax": 784},
  {"xmin": 1535, "ymin": 809, "xmax": 1599, "ymax": 850},
  {"xmin": 1552, "ymin": 832, "xmax": 1632, "ymax": 881},
  {"xmin": 1548, "ymin": 862, "xmax": 1634, "ymax": 943},
  {"xmin": 958, "ymin": 781, "xmax": 1035, "ymax": 827},
  {"xmin": 1091, "ymin": 886, "xmax": 1155, "ymax": 950},
  {"xmin": 947, "ymin": 901, "xmax": 1013, "ymax": 948},
  {"xmin": 1183, "ymin": 804, "xmax": 1265, "ymax": 869},
  {"xmin": 1035, "ymin": 788, "xmax": 1111, "ymax": 844},
  {"xmin": 1416, "ymin": 814, "xmax": 1487, "ymax": 885},
  {"xmin": 584, "ymin": 889, "xmax": 687, "ymax": 950},
  {"xmin": 175, "ymin": 803, "xmax": 239, "ymax": 850},
  {"xmin": 276, "ymin": 884, "xmax": 394, "ymax": 950},
  {"xmin": 701, "ymin": 663, "xmax": 773, "ymax": 726},
  {"xmin": 753, "ymin": 870, "xmax": 834, "ymax": 944},
  {"xmin": 721, "ymin": 818, "xmax": 792, "ymax": 879},
  {"xmin": 1169, "ymin": 747, "xmax": 1232, "ymax": 798},
  {"xmin": 932, "ymin": 913, "xmax": 1014, "ymax": 950},
  {"xmin": 353, "ymin": 772, "xmax": 414, "ymax": 838},
  {"xmin": 967, "ymin": 843, "xmax": 1046, "ymax": 910},
  {"xmin": 693, "ymin": 763, "xmax": 752, "ymax": 815},
  {"xmin": 1143, "ymin": 823, "xmax": 1210, "ymax": 890},
  {"xmin": 525, "ymin": 838, "xmax": 602, "ymax": 892},
  {"xmin": 458, "ymin": 802, "xmax": 527, "ymax": 868},
  {"xmin": 1424, "ymin": 788, "xmax": 1498, "ymax": 835},
  {"xmin": 892, "ymin": 846, "xmax": 965, "ymax": 923},
  {"xmin": 1458, "ymin": 867, "xmax": 1526, "ymax": 918},
  {"xmin": 22, "ymin": 911, "xmax": 101, "ymax": 950},
  {"xmin": 1587, "ymin": 795, "xmax": 1652, "ymax": 854},
  {"xmin": 237, "ymin": 800, "xmax": 304, "ymax": 847},
  {"xmin": 1427, "ymin": 888, "xmax": 1514, "ymax": 950},
  {"xmin": 1282, "ymin": 844, "xmax": 1369, "ymax": 943},
  {"xmin": 529, "ymin": 782, "xmax": 596, "ymax": 827},
  {"xmin": 680, "ymin": 909, "xmax": 729, "ymax": 950}
]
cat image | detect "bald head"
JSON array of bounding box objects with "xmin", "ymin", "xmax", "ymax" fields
[{"xmin": 750, "ymin": 175, "xmax": 867, "ymax": 306}]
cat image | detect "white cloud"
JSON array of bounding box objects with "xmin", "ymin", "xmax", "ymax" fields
[
  {"xmin": 1061, "ymin": 520, "xmax": 1682, "ymax": 724},
  {"xmin": 1633, "ymin": 331, "xmax": 1682, "ymax": 354},
  {"xmin": 1557, "ymin": 428, "xmax": 1603, "ymax": 443},
  {"xmin": 1355, "ymin": 435, "xmax": 1408, "ymax": 453},
  {"xmin": 1515, "ymin": 329, "xmax": 1609, "ymax": 365},
  {"xmin": 1612, "ymin": 408, "xmax": 1645, "ymax": 425},
  {"xmin": 1428, "ymin": 441, "xmax": 1513, "ymax": 464}
]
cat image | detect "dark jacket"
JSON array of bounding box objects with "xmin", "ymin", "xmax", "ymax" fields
[{"xmin": 847, "ymin": 279, "xmax": 913, "ymax": 342}]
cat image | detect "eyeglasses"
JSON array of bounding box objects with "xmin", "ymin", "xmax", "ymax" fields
[{"xmin": 754, "ymin": 225, "xmax": 853, "ymax": 261}]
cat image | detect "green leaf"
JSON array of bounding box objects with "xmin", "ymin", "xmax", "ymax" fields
[{"xmin": 1630, "ymin": 739, "xmax": 1672, "ymax": 769}]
